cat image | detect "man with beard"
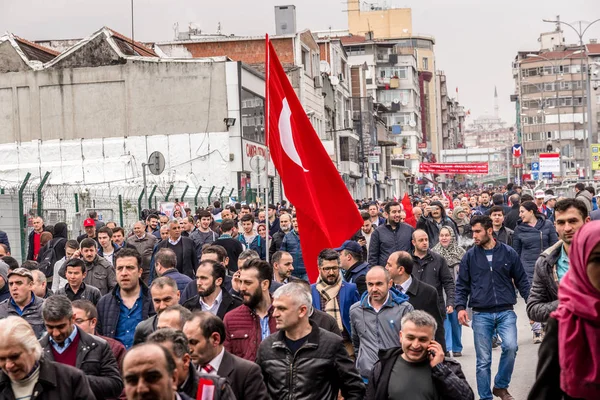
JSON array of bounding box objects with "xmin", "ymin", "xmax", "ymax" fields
[
  {"xmin": 366, "ymin": 310, "xmax": 473, "ymax": 400},
  {"xmin": 223, "ymin": 259, "xmax": 277, "ymax": 362},
  {"xmin": 269, "ymin": 213, "xmax": 291, "ymax": 258},
  {"xmin": 455, "ymin": 216, "xmax": 530, "ymax": 400},
  {"xmin": 311, "ymin": 249, "xmax": 360, "ymax": 359},
  {"xmin": 182, "ymin": 259, "xmax": 241, "ymax": 319},
  {"xmin": 350, "ymin": 266, "xmax": 413, "ymax": 381},
  {"xmin": 527, "ymin": 198, "xmax": 589, "ymax": 323},
  {"xmin": 271, "ymin": 250, "xmax": 296, "ymax": 284},
  {"xmin": 369, "ymin": 202, "xmax": 414, "ymax": 267}
]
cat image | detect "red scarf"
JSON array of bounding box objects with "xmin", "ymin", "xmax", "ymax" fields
[{"xmin": 551, "ymin": 221, "xmax": 600, "ymax": 399}]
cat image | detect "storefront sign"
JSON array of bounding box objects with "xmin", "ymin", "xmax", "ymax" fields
[
  {"xmin": 419, "ymin": 162, "xmax": 489, "ymax": 174},
  {"xmin": 591, "ymin": 144, "xmax": 600, "ymax": 171},
  {"xmin": 242, "ymin": 139, "xmax": 275, "ymax": 176}
]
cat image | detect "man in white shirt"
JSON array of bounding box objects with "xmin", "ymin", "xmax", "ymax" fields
[{"xmin": 183, "ymin": 311, "xmax": 268, "ymax": 400}]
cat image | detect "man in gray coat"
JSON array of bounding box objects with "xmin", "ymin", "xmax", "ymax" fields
[
  {"xmin": 127, "ymin": 221, "xmax": 158, "ymax": 283},
  {"xmin": 350, "ymin": 266, "xmax": 414, "ymax": 380},
  {"xmin": 59, "ymin": 238, "xmax": 117, "ymax": 296}
]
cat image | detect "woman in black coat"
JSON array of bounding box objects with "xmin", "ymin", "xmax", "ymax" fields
[{"xmin": 512, "ymin": 201, "xmax": 558, "ymax": 343}]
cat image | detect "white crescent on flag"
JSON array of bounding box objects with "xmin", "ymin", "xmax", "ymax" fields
[{"xmin": 278, "ymin": 98, "xmax": 308, "ymax": 172}]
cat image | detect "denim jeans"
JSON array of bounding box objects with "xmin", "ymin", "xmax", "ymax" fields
[
  {"xmin": 444, "ymin": 310, "xmax": 463, "ymax": 352},
  {"xmin": 472, "ymin": 310, "xmax": 518, "ymax": 400}
]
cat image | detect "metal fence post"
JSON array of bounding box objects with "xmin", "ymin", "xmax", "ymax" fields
[
  {"xmin": 118, "ymin": 195, "xmax": 124, "ymax": 227},
  {"xmin": 74, "ymin": 193, "xmax": 79, "ymax": 213},
  {"xmin": 194, "ymin": 186, "xmax": 202, "ymax": 209},
  {"xmin": 180, "ymin": 185, "xmax": 189, "ymax": 203},
  {"xmin": 138, "ymin": 189, "xmax": 145, "ymax": 219},
  {"xmin": 148, "ymin": 185, "xmax": 157, "ymax": 209},
  {"xmin": 36, "ymin": 171, "xmax": 51, "ymax": 217},
  {"xmin": 228, "ymin": 188, "xmax": 234, "ymax": 199},
  {"xmin": 164, "ymin": 184, "xmax": 174, "ymax": 202},
  {"xmin": 18, "ymin": 172, "xmax": 31, "ymax": 262},
  {"xmin": 207, "ymin": 186, "xmax": 216, "ymax": 204},
  {"xmin": 218, "ymin": 187, "xmax": 225, "ymax": 203}
]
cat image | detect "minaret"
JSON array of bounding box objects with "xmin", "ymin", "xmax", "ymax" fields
[{"xmin": 494, "ymin": 86, "xmax": 499, "ymax": 118}]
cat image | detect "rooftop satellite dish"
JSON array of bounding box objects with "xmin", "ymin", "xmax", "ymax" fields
[
  {"xmin": 409, "ymin": 120, "xmax": 417, "ymax": 128},
  {"xmin": 330, "ymin": 76, "xmax": 340, "ymax": 86},
  {"xmin": 147, "ymin": 151, "xmax": 165, "ymax": 175},
  {"xmin": 320, "ymin": 61, "xmax": 331, "ymax": 74}
]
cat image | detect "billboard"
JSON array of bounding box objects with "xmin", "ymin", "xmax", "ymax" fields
[{"xmin": 419, "ymin": 163, "xmax": 489, "ymax": 174}]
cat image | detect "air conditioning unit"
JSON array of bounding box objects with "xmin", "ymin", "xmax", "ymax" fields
[
  {"xmin": 389, "ymin": 54, "xmax": 398, "ymax": 64},
  {"xmin": 314, "ymin": 75, "xmax": 323, "ymax": 88}
]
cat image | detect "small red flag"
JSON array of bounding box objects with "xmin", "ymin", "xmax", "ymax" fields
[
  {"xmin": 266, "ymin": 36, "xmax": 362, "ymax": 282},
  {"xmin": 401, "ymin": 194, "xmax": 416, "ymax": 228},
  {"xmin": 442, "ymin": 189, "xmax": 454, "ymax": 210}
]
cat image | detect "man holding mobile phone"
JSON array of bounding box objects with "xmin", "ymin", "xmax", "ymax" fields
[{"xmin": 366, "ymin": 310, "xmax": 473, "ymax": 399}]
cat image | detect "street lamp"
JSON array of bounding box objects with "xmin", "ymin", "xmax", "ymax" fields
[{"xmin": 543, "ymin": 18, "xmax": 600, "ymax": 180}]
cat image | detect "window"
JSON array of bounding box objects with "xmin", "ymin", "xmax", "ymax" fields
[
  {"xmin": 301, "ymin": 48, "xmax": 310, "ymax": 76},
  {"xmin": 339, "ymin": 136, "xmax": 359, "ymax": 163},
  {"xmin": 378, "ymin": 66, "xmax": 408, "ymax": 79},
  {"xmin": 422, "ymin": 57, "xmax": 429, "ymax": 70},
  {"xmin": 346, "ymin": 45, "xmax": 365, "ymax": 55},
  {"xmin": 241, "ymin": 89, "xmax": 265, "ymax": 143}
]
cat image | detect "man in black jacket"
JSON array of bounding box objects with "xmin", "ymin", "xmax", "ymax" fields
[
  {"xmin": 369, "ymin": 201, "xmax": 414, "ymax": 267},
  {"xmin": 411, "ymin": 230, "xmax": 455, "ymax": 320},
  {"xmin": 182, "ymin": 260, "xmax": 241, "ymax": 319},
  {"xmin": 96, "ymin": 248, "xmax": 155, "ymax": 349},
  {"xmin": 214, "ymin": 218, "xmax": 244, "ymax": 273},
  {"xmin": 40, "ymin": 295, "xmax": 123, "ymax": 399},
  {"xmin": 386, "ymin": 251, "xmax": 446, "ymax": 352},
  {"xmin": 416, "ymin": 201, "xmax": 459, "ymax": 248},
  {"xmin": 133, "ymin": 276, "xmax": 181, "ymax": 345},
  {"xmin": 184, "ymin": 311, "xmax": 269, "ymax": 400},
  {"xmin": 526, "ymin": 198, "xmax": 589, "ymax": 323},
  {"xmin": 0, "ymin": 316, "xmax": 96, "ymax": 400},
  {"xmin": 490, "ymin": 206, "xmax": 514, "ymax": 248},
  {"xmin": 337, "ymin": 240, "xmax": 369, "ymax": 295},
  {"xmin": 269, "ymin": 213, "xmax": 292, "ymax": 259},
  {"xmin": 150, "ymin": 220, "xmax": 198, "ymax": 280},
  {"xmin": 366, "ymin": 310, "xmax": 473, "ymax": 400},
  {"xmin": 147, "ymin": 327, "xmax": 235, "ymax": 399},
  {"xmin": 504, "ymin": 194, "xmax": 521, "ymax": 230},
  {"xmin": 256, "ymin": 282, "xmax": 365, "ymax": 400}
]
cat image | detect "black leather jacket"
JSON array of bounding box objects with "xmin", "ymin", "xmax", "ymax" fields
[{"xmin": 256, "ymin": 320, "xmax": 365, "ymax": 400}]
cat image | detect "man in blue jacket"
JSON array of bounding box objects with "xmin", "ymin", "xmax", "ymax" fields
[
  {"xmin": 311, "ymin": 248, "xmax": 360, "ymax": 359},
  {"xmin": 281, "ymin": 216, "xmax": 306, "ymax": 280},
  {"xmin": 456, "ymin": 216, "xmax": 530, "ymax": 400}
]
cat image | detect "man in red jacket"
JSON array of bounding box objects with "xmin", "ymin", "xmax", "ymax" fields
[{"xmin": 223, "ymin": 258, "xmax": 277, "ymax": 361}]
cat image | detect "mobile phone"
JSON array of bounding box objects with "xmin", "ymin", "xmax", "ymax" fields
[{"xmin": 428, "ymin": 350, "xmax": 435, "ymax": 358}]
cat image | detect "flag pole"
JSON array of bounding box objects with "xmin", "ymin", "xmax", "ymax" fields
[{"xmin": 265, "ymin": 34, "xmax": 271, "ymax": 263}]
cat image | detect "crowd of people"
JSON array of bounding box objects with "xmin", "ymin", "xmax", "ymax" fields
[{"xmin": 0, "ymin": 183, "xmax": 599, "ymax": 400}]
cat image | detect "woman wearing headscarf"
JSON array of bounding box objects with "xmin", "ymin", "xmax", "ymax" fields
[
  {"xmin": 528, "ymin": 221, "xmax": 600, "ymax": 400},
  {"xmin": 451, "ymin": 206, "xmax": 472, "ymax": 248},
  {"xmin": 433, "ymin": 226, "xmax": 466, "ymax": 357},
  {"xmin": 513, "ymin": 200, "xmax": 558, "ymax": 343}
]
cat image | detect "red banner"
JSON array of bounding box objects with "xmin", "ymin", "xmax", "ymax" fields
[{"xmin": 419, "ymin": 162, "xmax": 489, "ymax": 174}]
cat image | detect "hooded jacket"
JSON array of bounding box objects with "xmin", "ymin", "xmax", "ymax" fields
[
  {"xmin": 575, "ymin": 189, "xmax": 593, "ymax": 215},
  {"xmin": 513, "ymin": 216, "xmax": 558, "ymax": 281},
  {"xmin": 350, "ymin": 287, "xmax": 414, "ymax": 377}
]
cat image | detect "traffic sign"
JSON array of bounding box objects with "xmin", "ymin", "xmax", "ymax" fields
[
  {"xmin": 147, "ymin": 151, "xmax": 165, "ymax": 175},
  {"xmin": 531, "ymin": 162, "xmax": 539, "ymax": 172},
  {"xmin": 539, "ymin": 153, "xmax": 560, "ymax": 173},
  {"xmin": 532, "ymin": 172, "xmax": 539, "ymax": 180},
  {"xmin": 512, "ymin": 144, "xmax": 522, "ymax": 158}
]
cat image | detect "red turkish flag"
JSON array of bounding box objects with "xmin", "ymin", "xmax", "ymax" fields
[
  {"xmin": 401, "ymin": 193, "xmax": 416, "ymax": 228},
  {"xmin": 265, "ymin": 37, "xmax": 362, "ymax": 283}
]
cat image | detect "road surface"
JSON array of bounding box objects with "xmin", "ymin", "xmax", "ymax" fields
[{"xmin": 455, "ymin": 299, "xmax": 539, "ymax": 399}]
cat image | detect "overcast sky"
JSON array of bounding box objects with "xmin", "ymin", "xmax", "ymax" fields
[{"xmin": 2, "ymin": 0, "xmax": 599, "ymax": 127}]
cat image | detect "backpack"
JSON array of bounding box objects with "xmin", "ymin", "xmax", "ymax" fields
[{"xmin": 38, "ymin": 239, "xmax": 61, "ymax": 278}]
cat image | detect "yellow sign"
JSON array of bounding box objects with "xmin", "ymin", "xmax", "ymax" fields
[{"xmin": 592, "ymin": 144, "xmax": 600, "ymax": 171}]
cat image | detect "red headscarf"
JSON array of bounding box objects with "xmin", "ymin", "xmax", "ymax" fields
[{"xmin": 551, "ymin": 220, "xmax": 600, "ymax": 399}]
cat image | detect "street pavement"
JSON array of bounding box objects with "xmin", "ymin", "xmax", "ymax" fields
[{"xmin": 453, "ymin": 299, "xmax": 539, "ymax": 400}]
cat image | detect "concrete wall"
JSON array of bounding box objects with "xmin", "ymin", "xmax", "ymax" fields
[
  {"xmin": 0, "ymin": 59, "xmax": 228, "ymax": 144},
  {"xmin": 347, "ymin": 0, "xmax": 412, "ymax": 38}
]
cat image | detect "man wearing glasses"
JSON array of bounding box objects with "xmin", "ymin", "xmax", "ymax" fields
[
  {"xmin": 96, "ymin": 248, "xmax": 156, "ymax": 349},
  {"xmin": 311, "ymin": 249, "xmax": 360, "ymax": 359}
]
